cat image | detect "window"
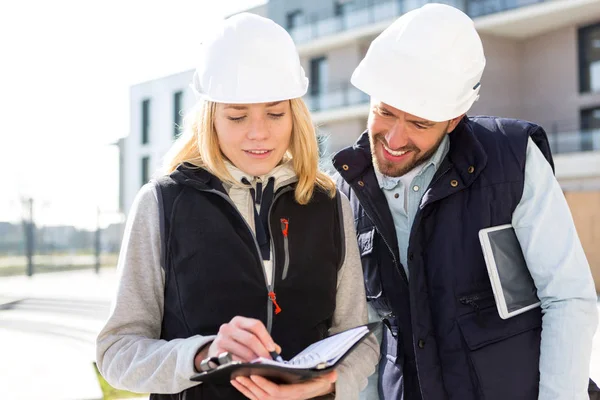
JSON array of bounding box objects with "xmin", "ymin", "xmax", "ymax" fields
[
  {"xmin": 141, "ymin": 156, "xmax": 150, "ymax": 185},
  {"xmin": 141, "ymin": 99, "xmax": 151, "ymax": 144},
  {"xmin": 580, "ymin": 107, "xmax": 600, "ymax": 151},
  {"xmin": 579, "ymin": 23, "xmax": 600, "ymax": 93},
  {"xmin": 173, "ymin": 91, "xmax": 183, "ymax": 138},
  {"xmin": 286, "ymin": 10, "xmax": 303, "ymax": 30},
  {"xmin": 334, "ymin": 0, "xmax": 352, "ymax": 16},
  {"xmin": 310, "ymin": 57, "xmax": 328, "ymax": 110},
  {"xmin": 310, "ymin": 57, "xmax": 328, "ymax": 95}
]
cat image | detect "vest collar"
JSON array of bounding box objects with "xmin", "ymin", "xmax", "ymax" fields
[{"xmin": 334, "ymin": 117, "xmax": 488, "ymax": 197}]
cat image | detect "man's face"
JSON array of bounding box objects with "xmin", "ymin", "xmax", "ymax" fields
[{"xmin": 368, "ymin": 101, "xmax": 463, "ymax": 177}]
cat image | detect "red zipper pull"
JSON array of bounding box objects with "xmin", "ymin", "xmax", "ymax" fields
[
  {"xmin": 268, "ymin": 291, "xmax": 282, "ymax": 314},
  {"xmin": 280, "ymin": 218, "xmax": 289, "ymax": 237}
]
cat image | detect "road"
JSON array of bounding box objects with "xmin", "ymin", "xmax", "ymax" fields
[
  {"xmin": 0, "ymin": 269, "xmax": 118, "ymax": 400},
  {"xmin": 0, "ymin": 268, "xmax": 598, "ymax": 399}
]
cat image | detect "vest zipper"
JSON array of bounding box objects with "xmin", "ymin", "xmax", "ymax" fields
[
  {"xmin": 280, "ymin": 218, "xmax": 290, "ymax": 280},
  {"xmin": 200, "ymin": 187, "xmax": 292, "ymax": 334},
  {"xmin": 406, "ymin": 163, "xmax": 452, "ymax": 400},
  {"xmin": 266, "ymin": 186, "xmax": 294, "ymax": 332}
]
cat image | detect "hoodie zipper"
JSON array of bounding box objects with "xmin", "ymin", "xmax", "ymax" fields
[
  {"xmin": 280, "ymin": 218, "xmax": 290, "ymax": 280},
  {"xmin": 198, "ymin": 186, "xmax": 293, "ymax": 334}
]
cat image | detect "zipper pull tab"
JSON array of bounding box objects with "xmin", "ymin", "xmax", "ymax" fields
[
  {"xmin": 268, "ymin": 291, "xmax": 282, "ymax": 314},
  {"xmin": 280, "ymin": 218, "xmax": 289, "ymax": 237},
  {"xmin": 460, "ymin": 297, "xmax": 485, "ymax": 328}
]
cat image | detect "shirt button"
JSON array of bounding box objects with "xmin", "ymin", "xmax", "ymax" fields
[
  {"xmin": 418, "ymin": 339, "xmax": 426, "ymax": 349},
  {"xmin": 394, "ymin": 193, "xmax": 399, "ymax": 199},
  {"xmin": 342, "ymin": 164, "xmax": 349, "ymax": 171},
  {"xmin": 468, "ymin": 165, "xmax": 475, "ymax": 174},
  {"xmin": 408, "ymin": 252, "xmax": 414, "ymax": 261},
  {"xmin": 450, "ymin": 179, "xmax": 459, "ymax": 187},
  {"xmin": 412, "ymin": 185, "xmax": 419, "ymax": 192},
  {"xmin": 358, "ymin": 180, "xmax": 365, "ymax": 187}
]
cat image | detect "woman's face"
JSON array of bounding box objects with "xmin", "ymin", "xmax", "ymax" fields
[{"xmin": 214, "ymin": 101, "xmax": 293, "ymax": 177}]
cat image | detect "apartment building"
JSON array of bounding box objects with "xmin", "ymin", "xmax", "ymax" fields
[{"xmin": 122, "ymin": 0, "xmax": 600, "ymax": 286}]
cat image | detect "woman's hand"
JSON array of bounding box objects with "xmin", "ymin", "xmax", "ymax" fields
[
  {"xmin": 231, "ymin": 371, "xmax": 337, "ymax": 400},
  {"xmin": 194, "ymin": 316, "xmax": 279, "ymax": 370}
]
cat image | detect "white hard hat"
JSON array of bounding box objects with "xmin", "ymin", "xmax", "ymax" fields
[
  {"xmin": 351, "ymin": 3, "xmax": 486, "ymax": 122},
  {"xmin": 191, "ymin": 13, "xmax": 308, "ymax": 104}
]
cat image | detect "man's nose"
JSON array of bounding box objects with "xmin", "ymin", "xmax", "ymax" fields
[{"xmin": 385, "ymin": 120, "xmax": 409, "ymax": 149}]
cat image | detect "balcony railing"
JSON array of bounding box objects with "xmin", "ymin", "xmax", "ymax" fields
[
  {"xmin": 467, "ymin": 0, "xmax": 548, "ymax": 18},
  {"xmin": 548, "ymin": 129, "xmax": 600, "ymax": 154},
  {"xmin": 290, "ymin": 1, "xmax": 402, "ymax": 44},
  {"xmin": 305, "ymin": 84, "xmax": 369, "ymax": 112},
  {"xmin": 289, "ymin": 0, "xmax": 549, "ymax": 44},
  {"xmin": 306, "ymin": 92, "xmax": 600, "ymax": 154}
]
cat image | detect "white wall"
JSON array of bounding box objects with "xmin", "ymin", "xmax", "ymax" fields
[{"xmin": 123, "ymin": 69, "xmax": 195, "ymax": 214}]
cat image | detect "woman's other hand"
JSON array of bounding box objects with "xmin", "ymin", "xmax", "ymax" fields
[{"xmin": 231, "ymin": 371, "xmax": 337, "ymax": 400}]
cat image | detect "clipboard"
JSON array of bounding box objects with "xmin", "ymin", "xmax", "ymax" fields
[{"xmin": 190, "ymin": 322, "xmax": 380, "ymax": 384}]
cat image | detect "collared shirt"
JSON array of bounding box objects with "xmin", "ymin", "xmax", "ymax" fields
[
  {"xmin": 374, "ymin": 135, "xmax": 598, "ymax": 399},
  {"xmin": 375, "ymin": 135, "xmax": 450, "ymax": 278}
]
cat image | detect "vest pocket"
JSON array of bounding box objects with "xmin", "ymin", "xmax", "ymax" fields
[
  {"xmin": 357, "ymin": 229, "xmax": 382, "ymax": 300},
  {"xmin": 457, "ymin": 305, "xmax": 542, "ymax": 400}
]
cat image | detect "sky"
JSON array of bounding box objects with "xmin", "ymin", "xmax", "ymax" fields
[{"xmin": 0, "ymin": 0, "xmax": 265, "ymax": 230}]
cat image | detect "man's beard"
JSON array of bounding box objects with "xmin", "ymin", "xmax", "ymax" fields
[{"xmin": 370, "ymin": 129, "xmax": 448, "ymax": 178}]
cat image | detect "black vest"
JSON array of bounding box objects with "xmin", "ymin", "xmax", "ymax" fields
[
  {"xmin": 150, "ymin": 165, "xmax": 344, "ymax": 400},
  {"xmin": 334, "ymin": 117, "xmax": 554, "ymax": 400}
]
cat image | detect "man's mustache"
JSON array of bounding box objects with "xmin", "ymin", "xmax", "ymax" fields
[{"xmin": 374, "ymin": 133, "xmax": 418, "ymax": 153}]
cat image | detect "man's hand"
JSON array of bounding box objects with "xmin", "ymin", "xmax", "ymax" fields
[
  {"xmin": 231, "ymin": 371, "xmax": 337, "ymax": 400},
  {"xmin": 194, "ymin": 316, "xmax": 280, "ymax": 370}
]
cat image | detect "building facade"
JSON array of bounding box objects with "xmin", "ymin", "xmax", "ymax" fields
[{"xmin": 122, "ymin": 0, "xmax": 600, "ymax": 286}]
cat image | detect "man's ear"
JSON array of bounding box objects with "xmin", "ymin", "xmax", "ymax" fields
[{"xmin": 447, "ymin": 113, "xmax": 466, "ymax": 133}]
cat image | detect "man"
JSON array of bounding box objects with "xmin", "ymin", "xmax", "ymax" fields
[{"xmin": 334, "ymin": 4, "xmax": 598, "ymax": 400}]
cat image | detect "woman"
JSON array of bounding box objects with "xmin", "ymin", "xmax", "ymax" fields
[{"xmin": 96, "ymin": 13, "xmax": 378, "ymax": 400}]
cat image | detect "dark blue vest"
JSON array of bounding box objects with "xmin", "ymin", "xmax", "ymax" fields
[
  {"xmin": 334, "ymin": 116, "xmax": 554, "ymax": 400},
  {"xmin": 151, "ymin": 165, "xmax": 344, "ymax": 400}
]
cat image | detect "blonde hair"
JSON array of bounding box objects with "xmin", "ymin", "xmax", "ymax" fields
[{"xmin": 162, "ymin": 98, "xmax": 336, "ymax": 204}]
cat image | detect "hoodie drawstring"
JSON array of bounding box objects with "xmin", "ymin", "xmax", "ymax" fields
[{"xmin": 243, "ymin": 177, "xmax": 275, "ymax": 261}]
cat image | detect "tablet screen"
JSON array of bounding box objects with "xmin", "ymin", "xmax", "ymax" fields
[{"xmin": 487, "ymin": 227, "xmax": 540, "ymax": 313}]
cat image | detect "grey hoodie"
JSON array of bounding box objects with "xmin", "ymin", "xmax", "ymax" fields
[{"xmin": 96, "ymin": 162, "xmax": 379, "ymax": 399}]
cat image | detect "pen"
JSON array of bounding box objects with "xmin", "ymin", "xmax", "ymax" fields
[{"xmin": 269, "ymin": 350, "xmax": 284, "ymax": 363}]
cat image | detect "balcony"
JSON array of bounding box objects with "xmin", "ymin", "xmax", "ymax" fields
[
  {"xmin": 305, "ymin": 83, "xmax": 369, "ymax": 112},
  {"xmin": 305, "ymin": 89, "xmax": 600, "ymax": 155},
  {"xmin": 290, "ymin": 1, "xmax": 402, "ymax": 44},
  {"xmin": 304, "ymin": 84, "xmax": 370, "ymax": 124},
  {"xmin": 549, "ymin": 129, "xmax": 600, "ymax": 154},
  {"xmin": 467, "ymin": 0, "xmax": 548, "ymax": 18},
  {"xmin": 551, "ymin": 129, "xmax": 600, "ymax": 187},
  {"xmin": 289, "ymin": 0, "xmax": 552, "ymax": 46}
]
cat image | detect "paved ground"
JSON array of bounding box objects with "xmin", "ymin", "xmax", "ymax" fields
[
  {"xmin": 0, "ymin": 268, "xmax": 598, "ymax": 399},
  {"xmin": 0, "ymin": 268, "xmax": 135, "ymax": 400}
]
